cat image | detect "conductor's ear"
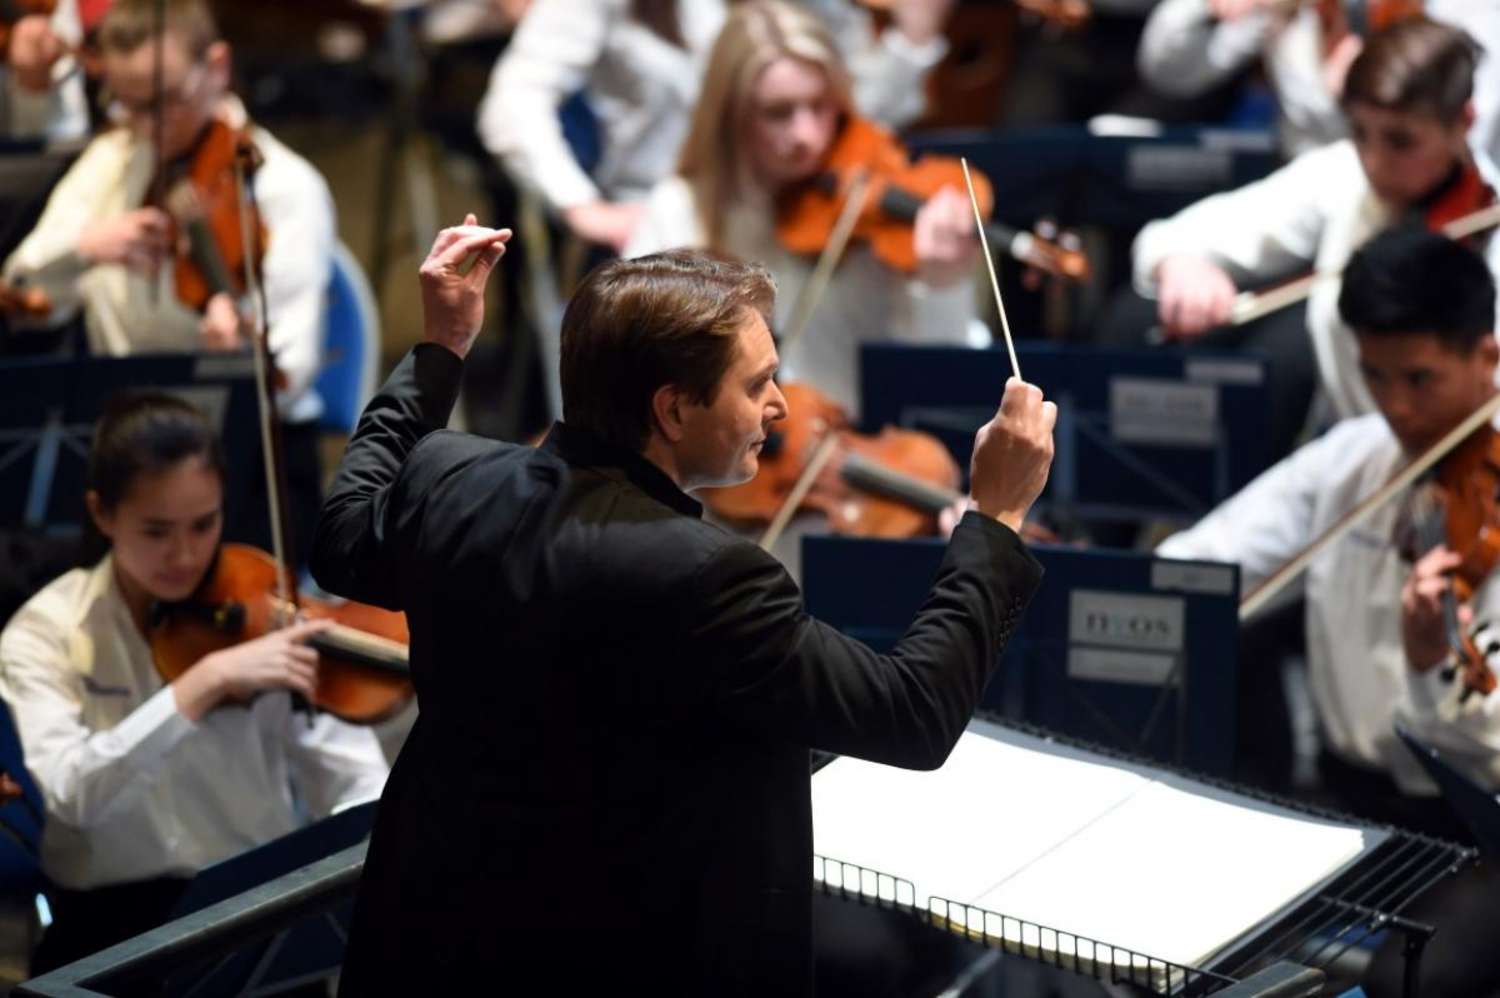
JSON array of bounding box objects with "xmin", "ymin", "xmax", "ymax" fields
[{"xmin": 650, "ymin": 383, "xmax": 689, "ymax": 444}]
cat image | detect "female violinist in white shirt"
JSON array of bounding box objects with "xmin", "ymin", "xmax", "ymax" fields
[{"xmin": 0, "ymin": 392, "xmax": 387, "ymax": 974}]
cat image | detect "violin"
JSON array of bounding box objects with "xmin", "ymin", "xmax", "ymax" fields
[
  {"xmin": 150, "ymin": 119, "xmax": 268, "ymax": 316},
  {"xmin": 776, "ymin": 114, "xmax": 1090, "ymax": 284},
  {"xmin": 1401, "ymin": 423, "xmax": 1500, "ymax": 700},
  {"xmin": 702, "ymin": 381, "xmax": 964, "ymax": 539},
  {"xmin": 150, "ymin": 544, "xmax": 413, "ymax": 724}
]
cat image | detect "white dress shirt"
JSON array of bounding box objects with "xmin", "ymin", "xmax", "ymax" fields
[
  {"xmin": 477, "ymin": 0, "xmax": 947, "ymax": 212},
  {"xmin": 2, "ymin": 98, "xmax": 335, "ymax": 423},
  {"xmin": 1133, "ymin": 139, "xmax": 1500, "ymax": 420},
  {"xmin": 0, "ymin": 0, "xmax": 88, "ymax": 143},
  {"xmin": 1158, "ymin": 413, "xmax": 1500, "ymax": 794},
  {"xmin": 0, "ymin": 556, "xmax": 389, "ymax": 890},
  {"xmin": 1138, "ymin": 0, "xmax": 1500, "ymax": 165},
  {"xmin": 624, "ymin": 174, "xmax": 975, "ymax": 413}
]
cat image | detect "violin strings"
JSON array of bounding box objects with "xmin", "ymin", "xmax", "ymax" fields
[{"xmin": 961, "ymin": 157, "xmax": 1021, "ymax": 382}]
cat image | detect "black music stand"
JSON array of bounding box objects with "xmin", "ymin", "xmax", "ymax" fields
[
  {"xmin": 1395, "ymin": 722, "xmax": 1500, "ymax": 856},
  {"xmin": 0, "ymin": 353, "xmax": 262, "ymax": 540}
]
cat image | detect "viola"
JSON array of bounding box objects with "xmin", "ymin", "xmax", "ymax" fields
[
  {"xmin": 702, "ymin": 381, "xmax": 964, "ymax": 539},
  {"xmin": 150, "ymin": 543, "xmax": 413, "ymax": 724},
  {"xmin": 775, "ymin": 114, "xmax": 1090, "ymax": 283},
  {"xmin": 151, "ymin": 119, "xmax": 268, "ymax": 315}
]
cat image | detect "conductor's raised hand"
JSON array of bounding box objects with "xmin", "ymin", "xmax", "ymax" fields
[
  {"xmin": 419, "ymin": 213, "xmax": 513, "ymax": 360},
  {"xmin": 969, "ymin": 378, "xmax": 1056, "ymax": 535}
]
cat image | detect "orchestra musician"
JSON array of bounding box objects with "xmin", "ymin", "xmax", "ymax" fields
[
  {"xmin": 1157, "ymin": 227, "xmax": 1500, "ymax": 998},
  {"xmin": 0, "ymin": 391, "xmax": 388, "ymax": 976},
  {"xmin": 624, "ymin": 0, "xmax": 980, "ymax": 414},
  {"xmin": 1138, "ymin": 0, "xmax": 1500, "ymax": 164},
  {"xmin": 477, "ymin": 0, "xmax": 957, "ymax": 252},
  {"xmin": 1, "ymin": 0, "xmax": 88, "ymax": 142},
  {"xmin": 310, "ymin": 220, "xmax": 1053, "ymax": 994},
  {"xmin": 0, "ymin": 0, "xmax": 336, "ymax": 556},
  {"xmin": 1121, "ymin": 17, "xmax": 1498, "ymax": 457}
]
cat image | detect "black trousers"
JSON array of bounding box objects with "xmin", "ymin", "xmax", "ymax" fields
[
  {"xmin": 1318, "ymin": 752, "xmax": 1500, "ymax": 998},
  {"xmin": 30, "ymin": 875, "xmax": 190, "ymax": 978}
]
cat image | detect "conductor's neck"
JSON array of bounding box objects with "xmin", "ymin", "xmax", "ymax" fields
[{"xmin": 640, "ymin": 437, "xmax": 690, "ymax": 492}]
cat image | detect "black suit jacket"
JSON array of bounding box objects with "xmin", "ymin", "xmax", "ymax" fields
[{"xmin": 312, "ymin": 345, "xmax": 1043, "ymax": 996}]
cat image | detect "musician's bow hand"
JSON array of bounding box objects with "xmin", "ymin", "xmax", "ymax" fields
[
  {"xmin": 1155, "ymin": 255, "xmax": 1237, "ymax": 342},
  {"xmin": 969, "ymin": 378, "xmax": 1056, "ymax": 535},
  {"xmin": 1401, "ymin": 544, "xmax": 1466, "ymax": 672},
  {"xmin": 419, "ymin": 213, "xmax": 512, "ymax": 360},
  {"xmin": 198, "ymin": 292, "xmax": 244, "ymax": 351},
  {"xmin": 915, "ymin": 185, "xmax": 979, "ymax": 289}
]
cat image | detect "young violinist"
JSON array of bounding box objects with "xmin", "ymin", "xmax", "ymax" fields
[
  {"xmin": 1159, "ymin": 227, "xmax": 1500, "ymax": 997},
  {"xmin": 1138, "ymin": 0, "xmax": 1500, "ymax": 164},
  {"xmin": 479, "ymin": 0, "xmax": 956, "ymax": 253},
  {"xmin": 0, "ymin": 391, "xmax": 389, "ymax": 976},
  {"xmin": 1130, "ymin": 17, "xmax": 1498, "ymax": 442},
  {"xmin": 623, "ymin": 0, "xmax": 980, "ymax": 413},
  {"xmin": 1, "ymin": 0, "xmax": 88, "ymax": 141},
  {"xmin": 1, "ymin": 0, "xmax": 336, "ymax": 553}
]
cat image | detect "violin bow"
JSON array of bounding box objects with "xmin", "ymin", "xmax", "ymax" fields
[
  {"xmin": 1239, "ymin": 390, "xmax": 1500, "ymax": 621},
  {"xmin": 1232, "ymin": 202, "xmax": 1500, "ymax": 326},
  {"xmin": 754, "ymin": 170, "xmax": 872, "ymax": 550},
  {"xmin": 961, "ymin": 157, "xmax": 1021, "ymax": 381},
  {"xmin": 777, "ymin": 167, "xmax": 871, "ymax": 365},
  {"xmin": 148, "ymin": 0, "xmax": 166, "ymax": 305}
]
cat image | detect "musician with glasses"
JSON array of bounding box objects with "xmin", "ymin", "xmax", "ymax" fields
[
  {"xmin": 1, "ymin": 0, "xmax": 336, "ymax": 555},
  {"xmin": 1158, "ymin": 226, "xmax": 1500, "ymax": 998}
]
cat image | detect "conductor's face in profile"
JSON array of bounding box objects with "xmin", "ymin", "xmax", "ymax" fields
[{"xmin": 650, "ymin": 309, "xmax": 788, "ymax": 491}]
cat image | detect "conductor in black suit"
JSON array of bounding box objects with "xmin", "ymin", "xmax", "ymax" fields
[{"xmin": 312, "ymin": 218, "xmax": 1056, "ymax": 995}]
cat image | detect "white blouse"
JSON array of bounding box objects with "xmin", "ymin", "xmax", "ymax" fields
[{"xmin": 0, "ymin": 557, "xmax": 389, "ymax": 889}]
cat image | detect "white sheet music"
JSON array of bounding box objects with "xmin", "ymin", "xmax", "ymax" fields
[{"xmin": 813, "ymin": 721, "xmax": 1384, "ymax": 977}]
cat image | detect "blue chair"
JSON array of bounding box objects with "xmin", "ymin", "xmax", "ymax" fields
[
  {"xmin": 0, "ymin": 696, "xmax": 46, "ymax": 958},
  {"xmin": 315, "ymin": 242, "xmax": 381, "ymax": 436}
]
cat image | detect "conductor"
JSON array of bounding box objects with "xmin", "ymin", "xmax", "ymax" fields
[{"xmin": 312, "ymin": 218, "xmax": 1056, "ymax": 995}]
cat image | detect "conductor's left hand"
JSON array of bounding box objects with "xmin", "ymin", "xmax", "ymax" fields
[{"xmin": 420, "ymin": 213, "xmax": 513, "ymax": 360}]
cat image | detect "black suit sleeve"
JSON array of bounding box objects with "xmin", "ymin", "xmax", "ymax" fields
[
  {"xmin": 309, "ymin": 344, "xmax": 463, "ymax": 608},
  {"xmin": 683, "ymin": 512, "xmax": 1042, "ymax": 770}
]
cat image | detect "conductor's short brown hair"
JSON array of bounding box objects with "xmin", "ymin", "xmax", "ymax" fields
[
  {"xmin": 560, "ymin": 250, "xmax": 776, "ymax": 453},
  {"xmin": 100, "ymin": 0, "xmax": 221, "ymax": 58},
  {"xmin": 1342, "ymin": 16, "xmax": 1477, "ymax": 123}
]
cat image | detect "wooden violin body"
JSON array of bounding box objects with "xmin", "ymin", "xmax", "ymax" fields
[
  {"xmin": 775, "ymin": 115, "xmax": 1089, "ymax": 282},
  {"xmin": 154, "ymin": 119, "xmax": 268, "ymax": 313},
  {"xmin": 150, "ymin": 544, "xmax": 413, "ymax": 724},
  {"xmin": 703, "ymin": 381, "xmax": 963, "ymax": 539}
]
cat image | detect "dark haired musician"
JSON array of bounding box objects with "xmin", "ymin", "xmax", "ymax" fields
[
  {"xmin": 311, "ymin": 219, "xmax": 1053, "ymax": 995},
  {"xmin": 1131, "ymin": 16, "xmax": 1499, "ymax": 452},
  {"xmin": 1, "ymin": 0, "xmax": 335, "ymax": 553},
  {"xmin": 1139, "ymin": 0, "xmax": 1500, "ymax": 163},
  {"xmin": 0, "ymin": 391, "xmax": 387, "ymax": 976},
  {"xmin": 1159, "ymin": 226, "xmax": 1500, "ymax": 998}
]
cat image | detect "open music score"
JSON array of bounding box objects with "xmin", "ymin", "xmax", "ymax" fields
[{"xmin": 812, "ymin": 721, "xmax": 1382, "ymax": 987}]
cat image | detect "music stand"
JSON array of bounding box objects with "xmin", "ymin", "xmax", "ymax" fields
[
  {"xmin": 1394, "ymin": 722, "xmax": 1500, "ymax": 856},
  {"xmin": 801, "ymin": 535, "xmax": 1241, "ymax": 777},
  {"xmin": 860, "ymin": 342, "xmax": 1273, "ymax": 525},
  {"xmin": 0, "ymin": 353, "xmax": 263, "ymax": 539}
]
